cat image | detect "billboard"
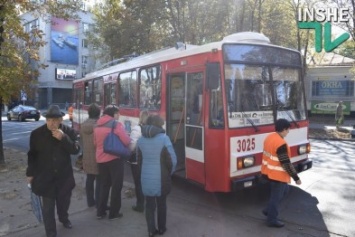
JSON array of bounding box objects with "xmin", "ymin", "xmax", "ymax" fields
[
  {"xmin": 311, "ymin": 101, "xmax": 350, "ymax": 115},
  {"xmin": 51, "ymin": 17, "xmax": 79, "ymax": 65},
  {"xmin": 312, "ymin": 81, "xmax": 354, "ymax": 97},
  {"xmin": 55, "ymin": 68, "xmax": 77, "ymax": 80}
]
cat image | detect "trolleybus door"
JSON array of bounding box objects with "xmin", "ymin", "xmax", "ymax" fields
[
  {"xmin": 185, "ymin": 72, "xmax": 205, "ymax": 184},
  {"xmin": 167, "ymin": 73, "xmax": 186, "ymax": 175},
  {"xmin": 167, "ymin": 72, "xmax": 205, "ymax": 184}
]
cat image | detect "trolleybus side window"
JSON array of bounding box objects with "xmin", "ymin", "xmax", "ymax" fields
[
  {"xmin": 186, "ymin": 72, "xmax": 203, "ymax": 150},
  {"xmin": 103, "ymin": 73, "xmax": 118, "ymax": 106},
  {"xmin": 104, "ymin": 82, "xmax": 116, "ymax": 105},
  {"xmin": 84, "ymin": 80, "xmax": 93, "ymax": 105},
  {"xmin": 93, "ymin": 78, "xmax": 103, "ymax": 104},
  {"xmin": 74, "ymin": 88, "xmax": 83, "ymax": 109},
  {"xmin": 186, "ymin": 73, "xmax": 203, "ymax": 126},
  {"xmin": 139, "ymin": 65, "xmax": 161, "ymax": 109},
  {"xmin": 119, "ymin": 71, "xmax": 137, "ymax": 107}
]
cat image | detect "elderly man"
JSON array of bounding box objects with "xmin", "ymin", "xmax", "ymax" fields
[{"xmin": 26, "ymin": 105, "xmax": 80, "ymax": 237}]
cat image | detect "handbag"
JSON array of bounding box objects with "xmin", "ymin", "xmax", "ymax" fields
[
  {"xmin": 103, "ymin": 120, "xmax": 131, "ymax": 159},
  {"xmin": 28, "ymin": 184, "xmax": 43, "ymax": 223}
]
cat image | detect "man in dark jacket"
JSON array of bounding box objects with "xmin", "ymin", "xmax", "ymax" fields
[{"xmin": 26, "ymin": 105, "xmax": 80, "ymax": 237}]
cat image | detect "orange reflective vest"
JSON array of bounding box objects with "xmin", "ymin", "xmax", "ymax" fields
[
  {"xmin": 261, "ymin": 132, "xmax": 291, "ymax": 183},
  {"xmin": 68, "ymin": 106, "xmax": 73, "ymax": 120}
]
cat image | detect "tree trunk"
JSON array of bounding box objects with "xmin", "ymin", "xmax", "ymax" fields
[
  {"xmin": 0, "ymin": 6, "xmax": 5, "ymax": 165},
  {"xmin": 0, "ymin": 97, "xmax": 5, "ymax": 165}
]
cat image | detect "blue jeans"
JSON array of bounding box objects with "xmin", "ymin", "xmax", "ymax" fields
[{"xmin": 265, "ymin": 180, "xmax": 289, "ymax": 224}]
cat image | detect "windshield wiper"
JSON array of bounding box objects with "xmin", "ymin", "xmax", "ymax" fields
[
  {"xmin": 283, "ymin": 109, "xmax": 299, "ymax": 128},
  {"xmin": 240, "ymin": 104, "xmax": 259, "ymax": 132}
]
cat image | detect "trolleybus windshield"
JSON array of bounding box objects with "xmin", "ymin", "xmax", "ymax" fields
[{"xmin": 223, "ymin": 45, "xmax": 306, "ymax": 128}]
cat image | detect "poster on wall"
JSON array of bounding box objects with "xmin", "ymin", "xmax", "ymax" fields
[
  {"xmin": 312, "ymin": 81, "xmax": 354, "ymax": 97},
  {"xmin": 55, "ymin": 68, "xmax": 76, "ymax": 80},
  {"xmin": 311, "ymin": 101, "xmax": 350, "ymax": 115},
  {"xmin": 51, "ymin": 17, "xmax": 79, "ymax": 65}
]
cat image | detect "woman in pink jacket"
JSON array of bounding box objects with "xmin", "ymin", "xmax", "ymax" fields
[{"xmin": 94, "ymin": 105, "xmax": 130, "ymax": 220}]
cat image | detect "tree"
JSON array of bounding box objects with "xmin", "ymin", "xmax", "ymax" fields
[
  {"xmin": 90, "ymin": 0, "xmax": 307, "ymax": 63},
  {"xmin": 335, "ymin": 40, "xmax": 355, "ymax": 59},
  {"xmin": 0, "ymin": 0, "xmax": 81, "ymax": 167}
]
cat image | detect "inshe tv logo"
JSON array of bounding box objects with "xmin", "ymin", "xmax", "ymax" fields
[{"xmin": 298, "ymin": 8, "xmax": 351, "ymax": 52}]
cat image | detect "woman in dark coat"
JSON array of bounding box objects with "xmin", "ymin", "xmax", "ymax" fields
[
  {"xmin": 26, "ymin": 105, "xmax": 80, "ymax": 237},
  {"xmin": 80, "ymin": 103, "xmax": 101, "ymax": 208}
]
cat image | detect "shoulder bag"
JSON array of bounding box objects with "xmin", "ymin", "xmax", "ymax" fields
[{"xmin": 103, "ymin": 120, "xmax": 131, "ymax": 159}]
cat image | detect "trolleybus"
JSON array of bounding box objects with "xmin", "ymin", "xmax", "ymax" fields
[{"xmin": 72, "ymin": 32, "xmax": 312, "ymax": 192}]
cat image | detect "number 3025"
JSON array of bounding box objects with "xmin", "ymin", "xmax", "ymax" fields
[{"xmin": 236, "ymin": 138, "xmax": 256, "ymax": 152}]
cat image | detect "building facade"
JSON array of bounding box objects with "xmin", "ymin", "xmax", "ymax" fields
[
  {"xmin": 20, "ymin": 5, "xmax": 97, "ymax": 109},
  {"xmin": 304, "ymin": 51, "xmax": 355, "ymax": 116}
]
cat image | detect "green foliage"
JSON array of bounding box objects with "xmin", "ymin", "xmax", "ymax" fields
[
  {"xmin": 0, "ymin": 0, "xmax": 81, "ymax": 104},
  {"xmin": 90, "ymin": 0, "xmax": 305, "ymax": 64},
  {"xmin": 334, "ymin": 40, "xmax": 355, "ymax": 59},
  {"xmin": 0, "ymin": 0, "xmax": 81, "ymax": 165}
]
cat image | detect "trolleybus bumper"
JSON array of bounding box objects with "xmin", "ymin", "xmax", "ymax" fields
[
  {"xmin": 231, "ymin": 159, "xmax": 313, "ymax": 192},
  {"xmin": 295, "ymin": 159, "xmax": 313, "ymax": 173}
]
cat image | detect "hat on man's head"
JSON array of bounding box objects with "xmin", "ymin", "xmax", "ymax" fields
[{"xmin": 43, "ymin": 105, "xmax": 65, "ymax": 118}]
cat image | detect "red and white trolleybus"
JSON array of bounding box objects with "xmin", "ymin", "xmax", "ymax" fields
[{"xmin": 72, "ymin": 32, "xmax": 312, "ymax": 193}]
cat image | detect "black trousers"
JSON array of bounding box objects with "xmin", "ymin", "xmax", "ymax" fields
[
  {"xmin": 42, "ymin": 190, "xmax": 72, "ymax": 237},
  {"xmin": 145, "ymin": 195, "xmax": 167, "ymax": 233},
  {"xmin": 97, "ymin": 158, "xmax": 124, "ymax": 217},
  {"xmin": 130, "ymin": 163, "xmax": 144, "ymax": 209},
  {"xmin": 86, "ymin": 174, "xmax": 101, "ymax": 207}
]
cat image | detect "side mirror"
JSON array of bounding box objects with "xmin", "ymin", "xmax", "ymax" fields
[{"xmin": 206, "ymin": 62, "xmax": 220, "ymax": 90}]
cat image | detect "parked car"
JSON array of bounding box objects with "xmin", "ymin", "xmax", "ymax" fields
[{"xmin": 7, "ymin": 105, "xmax": 41, "ymax": 122}]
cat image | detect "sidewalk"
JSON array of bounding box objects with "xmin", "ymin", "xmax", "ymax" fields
[
  {"xmin": 0, "ymin": 149, "xmax": 287, "ymax": 237},
  {"xmin": 1, "ymin": 122, "xmax": 354, "ymax": 236},
  {"xmin": 0, "ymin": 148, "xmax": 148, "ymax": 237}
]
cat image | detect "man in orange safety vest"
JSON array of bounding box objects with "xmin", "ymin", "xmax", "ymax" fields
[{"xmin": 261, "ymin": 119, "xmax": 302, "ymax": 228}]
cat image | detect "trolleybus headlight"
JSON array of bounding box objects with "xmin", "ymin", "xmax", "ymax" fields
[
  {"xmin": 298, "ymin": 144, "xmax": 311, "ymax": 155},
  {"xmin": 237, "ymin": 156, "xmax": 255, "ymax": 169}
]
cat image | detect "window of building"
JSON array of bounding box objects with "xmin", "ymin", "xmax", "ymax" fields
[
  {"xmin": 30, "ymin": 19, "xmax": 39, "ymax": 30},
  {"xmin": 81, "ymin": 2, "xmax": 91, "ymax": 12},
  {"xmin": 23, "ymin": 19, "xmax": 39, "ymax": 33},
  {"xmin": 82, "ymin": 55, "xmax": 88, "ymax": 68},
  {"xmin": 82, "ymin": 39, "xmax": 88, "ymax": 48},
  {"xmin": 83, "ymin": 23, "xmax": 90, "ymax": 33},
  {"xmin": 119, "ymin": 71, "xmax": 137, "ymax": 107},
  {"xmin": 139, "ymin": 65, "xmax": 161, "ymax": 109}
]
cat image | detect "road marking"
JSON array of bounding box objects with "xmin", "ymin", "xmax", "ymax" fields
[
  {"xmin": 10, "ymin": 131, "xmax": 31, "ymax": 135},
  {"xmin": 3, "ymin": 138, "xmax": 19, "ymax": 142}
]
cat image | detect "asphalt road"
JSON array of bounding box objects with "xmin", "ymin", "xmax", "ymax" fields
[
  {"xmin": 2, "ymin": 115, "xmax": 71, "ymax": 152},
  {"xmin": 1, "ymin": 116, "xmax": 355, "ymax": 237}
]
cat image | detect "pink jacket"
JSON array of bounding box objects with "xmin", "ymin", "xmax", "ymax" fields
[{"xmin": 94, "ymin": 115, "xmax": 130, "ymax": 163}]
